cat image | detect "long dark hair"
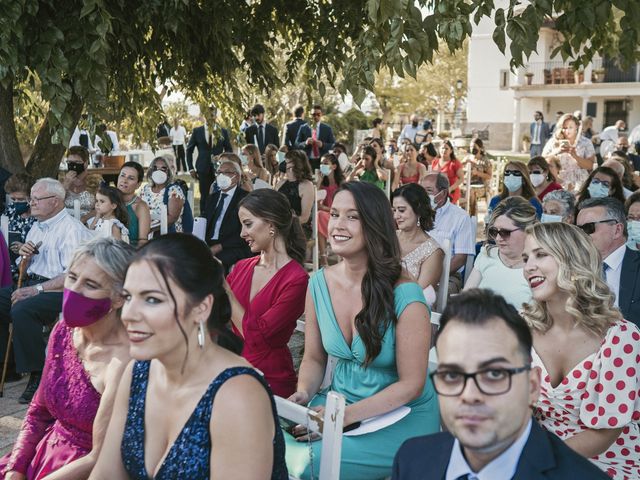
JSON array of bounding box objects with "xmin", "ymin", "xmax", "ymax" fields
[
  {"xmin": 285, "ymin": 150, "xmax": 313, "ymax": 181},
  {"xmin": 391, "ymin": 183, "xmax": 435, "ymax": 231},
  {"xmin": 576, "ymin": 166, "xmax": 625, "ymax": 205},
  {"xmin": 97, "ymin": 184, "xmax": 129, "ymax": 227},
  {"xmin": 130, "ymin": 234, "xmax": 242, "ymax": 365},
  {"xmin": 239, "ymin": 189, "xmax": 307, "ymax": 265},
  {"xmin": 320, "ymin": 153, "xmax": 344, "ymax": 187},
  {"xmin": 337, "ymin": 182, "xmax": 402, "ymax": 365},
  {"xmin": 499, "ymin": 161, "xmax": 539, "ymax": 201}
]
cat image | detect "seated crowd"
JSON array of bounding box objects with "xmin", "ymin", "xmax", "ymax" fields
[{"xmin": 0, "ymin": 106, "xmax": 637, "ymax": 480}]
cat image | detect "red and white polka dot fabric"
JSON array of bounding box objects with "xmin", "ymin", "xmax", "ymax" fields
[{"xmin": 533, "ymin": 320, "xmax": 640, "ymax": 479}]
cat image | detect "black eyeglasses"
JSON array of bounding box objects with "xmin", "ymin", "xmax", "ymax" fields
[
  {"xmin": 487, "ymin": 227, "xmax": 521, "ymax": 240},
  {"xmin": 503, "ymin": 169, "xmax": 523, "ymax": 177},
  {"xmin": 430, "ymin": 366, "xmax": 531, "ymax": 396},
  {"xmin": 577, "ymin": 219, "xmax": 617, "ymax": 235}
]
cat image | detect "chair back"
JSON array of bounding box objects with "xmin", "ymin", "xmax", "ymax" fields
[{"xmin": 435, "ymin": 238, "xmax": 452, "ymax": 313}]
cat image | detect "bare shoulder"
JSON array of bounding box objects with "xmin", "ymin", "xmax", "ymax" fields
[{"xmin": 212, "ymin": 372, "xmax": 271, "ymax": 413}]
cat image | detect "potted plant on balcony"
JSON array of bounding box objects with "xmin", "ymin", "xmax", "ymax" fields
[
  {"xmin": 525, "ymin": 72, "xmax": 534, "ymax": 85},
  {"xmin": 593, "ymin": 68, "xmax": 605, "ymax": 83},
  {"xmin": 521, "ymin": 133, "xmax": 531, "ymax": 153}
]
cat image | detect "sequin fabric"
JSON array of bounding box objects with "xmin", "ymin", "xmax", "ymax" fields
[
  {"xmin": 401, "ymin": 237, "xmax": 441, "ymax": 280},
  {"xmin": 121, "ymin": 362, "xmax": 288, "ymax": 479}
]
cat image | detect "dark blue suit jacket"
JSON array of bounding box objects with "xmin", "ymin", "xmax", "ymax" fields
[
  {"xmin": 619, "ymin": 247, "xmax": 640, "ymax": 327},
  {"xmin": 295, "ymin": 122, "xmax": 335, "ymax": 160},
  {"xmin": 530, "ymin": 121, "xmax": 551, "ymax": 145},
  {"xmin": 244, "ymin": 123, "xmax": 279, "ymax": 153},
  {"xmin": 392, "ymin": 420, "xmax": 609, "ymax": 479},
  {"xmin": 284, "ymin": 118, "xmax": 306, "ymax": 148},
  {"xmin": 186, "ymin": 125, "xmax": 232, "ymax": 173}
]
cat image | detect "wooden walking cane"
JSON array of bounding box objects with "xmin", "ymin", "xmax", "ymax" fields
[{"xmin": 0, "ymin": 256, "xmax": 29, "ymax": 397}]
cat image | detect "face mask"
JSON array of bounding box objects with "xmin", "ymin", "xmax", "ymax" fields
[
  {"xmin": 529, "ymin": 173, "xmax": 546, "ymax": 187},
  {"xmin": 471, "ymin": 148, "xmax": 478, "ymax": 155},
  {"xmin": 411, "ymin": 121, "xmax": 418, "ymax": 128},
  {"xmin": 151, "ymin": 170, "xmax": 168, "ymax": 185},
  {"xmin": 429, "ymin": 192, "xmax": 442, "ymax": 210},
  {"xmin": 12, "ymin": 201, "xmax": 29, "ymax": 215},
  {"xmin": 588, "ymin": 182, "xmax": 609, "ymax": 199},
  {"xmin": 239, "ymin": 154, "xmax": 249, "ymax": 166},
  {"xmin": 541, "ymin": 213, "xmax": 563, "ymax": 223},
  {"xmin": 337, "ymin": 152, "xmax": 349, "ymax": 171},
  {"xmin": 216, "ymin": 174, "xmax": 232, "ymax": 190},
  {"xmin": 276, "ymin": 152, "xmax": 286, "ymax": 164},
  {"xmin": 320, "ymin": 164, "xmax": 332, "ymax": 176},
  {"xmin": 503, "ymin": 175, "xmax": 523, "ymax": 192},
  {"xmin": 63, "ymin": 288, "xmax": 112, "ymax": 328},
  {"xmin": 619, "ymin": 146, "xmax": 629, "ymax": 153},
  {"xmin": 627, "ymin": 220, "xmax": 640, "ymax": 250}
]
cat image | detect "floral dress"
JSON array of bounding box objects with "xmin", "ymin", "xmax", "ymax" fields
[
  {"xmin": 542, "ymin": 135, "xmax": 595, "ymax": 191},
  {"xmin": 140, "ymin": 184, "xmax": 185, "ymax": 233},
  {"xmin": 533, "ymin": 320, "xmax": 640, "ymax": 479}
]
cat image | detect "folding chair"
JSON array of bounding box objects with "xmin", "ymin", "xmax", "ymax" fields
[
  {"xmin": 384, "ymin": 169, "xmax": 391, "ymax": 199},
  {"xmin": 304, "ymin": 187, "xmax": 320, "ymax": 273},
  {"xmin": 275, "ymin": 391, "xmax": 346, "ymax": 480},
  {"xmin": 434, "ymin": 239, "xmax": 452, "ymax": 313}
]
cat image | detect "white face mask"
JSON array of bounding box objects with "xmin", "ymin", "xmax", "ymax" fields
[
  {"xmin": 541, "ymin": 213, "xmax": 563, "ymax": 223},
  {"xmin": 503, "ymin": 174, "xmax": 523, "ymax": 192},
  {"xmin": 151, "ymin": 170, "xmax": 168, "ymax": 185},
  {"xmin": 216, "ymin": 174, "xmax": 233, "ymax": 190},
  {"xmin": 239, "ymin": 154, "xmax": 249, "ymax": 166},
  {"xmin": 276, "ymin": 152, "xmax": 286, "ymax": 164},
  {"xmin": 627, "ymin": 220, "xmax": 640, "ymax": 250},
  {"xmin": 320, "ymin": 164, "xmax": 332, "ymax": 176},
  {"xmin": 429, "ymin": 192, "xmax": 440, "ymax": 210},
  {"xmin": 529, "ymin": 173, "xmax": 546, "ymax": 187}
]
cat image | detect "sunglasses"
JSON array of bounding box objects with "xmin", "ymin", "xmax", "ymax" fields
[
  {"xmin": 503, "ymin": 170, "xmax": 523, "ymax": 177},
  {"xmin": 577, "ymin": 219, "xmax": 617, "ymax": 234},
  {"xmin": 488, "ymin": 227, "xmax": 521, "ymax": 240}
]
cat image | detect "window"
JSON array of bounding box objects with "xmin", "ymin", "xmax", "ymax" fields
[{"xmin": 499, "ymin": 70, "xmax": 509, "ymax": 89}]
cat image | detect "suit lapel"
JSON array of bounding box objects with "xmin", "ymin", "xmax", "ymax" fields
[
  {"xmin": 218, "ymin": 187, "xmax": 242, "ymax": 228},
  {"xmin": 513, "ymin": 421, "xmax": 555, "ymax": 480},
  {"xmin": 205, "ymin": 191, "xmax": 221, "ymax": 238},
  {"xmin": 619, "ymin": 248, "xmax": 640, "ymax": 314}
]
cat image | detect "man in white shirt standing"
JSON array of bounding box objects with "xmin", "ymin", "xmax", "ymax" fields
[
  {"xmin": 170, "ymin": 118, "xmax": 188, "ymax": 173},
  {"xmin": 392, "ymin": 289, "xmax": 609, "ymax": 480},
  {"xmin": 397, "ymin": 114, "xmax": 420, "ymax": 147},
  {"xmin": 0, "ymin": 178, "xmax": 93, "ymax": 403}
]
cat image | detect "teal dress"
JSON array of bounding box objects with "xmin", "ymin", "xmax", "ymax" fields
[{"xmin": 285, "ymin": 271, "xmax": 440, "ymax": 480}]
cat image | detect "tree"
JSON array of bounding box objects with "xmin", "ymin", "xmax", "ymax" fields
[{"xmin": 0, "ymin": 0, "xmax": 637, "ymax": 177}]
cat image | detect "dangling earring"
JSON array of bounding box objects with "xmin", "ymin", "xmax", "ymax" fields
[
  {"xmin": 269, "ymin": 229, "xmax": 275, "ymax": 236},
  {"xmin": 417, "ymin": 218, "xmax": 421, "ymax": 227},
  {"xmin": 197, "ymin": 320, "xmax": 206, "ymax": 349}
]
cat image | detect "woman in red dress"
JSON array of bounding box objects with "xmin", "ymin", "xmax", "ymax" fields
[
  {"xmin": 431, "ymin": 140, "xmax": 464, "ymax": 204},
  {"xmin": 226, "ymin": 189, "xmax": 309, "ymax": 397}
]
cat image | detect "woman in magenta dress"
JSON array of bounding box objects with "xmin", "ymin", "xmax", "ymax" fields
[
  {"xmin": 226, "ymin": 189, "xmax": 308, "ymax": 397},
  {"xmin": 1, "ymin": 238, "xmax": 134, "ymax": 480}
]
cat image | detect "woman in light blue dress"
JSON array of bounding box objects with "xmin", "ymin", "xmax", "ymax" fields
[{"xmin": 286, "ymin": 181, "xmax": 440, "ymax": 479}]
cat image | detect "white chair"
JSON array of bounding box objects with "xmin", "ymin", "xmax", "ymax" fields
[
  {"xmin": 384, "ymin": 168, "xmax": 392, "ymax": 199},
  {"xmin": 463, "ymin": 216, "xmax": 477, "ymax": 286},
  {"xmin": 303, "ymin": 187, "xmax": 320, "ymax": 272},
  {"xmin": 0, "ymin": 215, "xmax": 8, "ymax": 242},
  {"xmin": 428, "ymin": 312, "xmax": 441, "ymax": 372},
  {"xmin": 191, "ymin": 217, "xmax": 207, "ymax": 241},
  {"xmin": 435, "ymin": 238, "xmax": 452, "ymax": 313},
  {"xmin": 275, "ymin": 391, "xmax": 346, "ymax": 480}
]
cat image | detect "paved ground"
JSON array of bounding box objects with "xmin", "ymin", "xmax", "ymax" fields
[{"xmin": 0, "ymin": 377, "xmax": 28, "ymax": 456}]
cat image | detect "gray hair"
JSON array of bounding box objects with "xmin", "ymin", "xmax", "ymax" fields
[
  {"xmin": 543, "ymin": 190, "xmax": 576, "ymax": 218},
  {"xmin": 69, "ymin": 237, "xmax": 136, "ymax": 291},
  {"xmin": 428, "ymin": 172, "xmax": 450, "ymax": 192},
  {"xmin": 33, "ymin": 178, "xmax": 66, "ymax": 200},
  {"xmin": 147, "ymin": 156, "xmax": 174, "ymax": 186},
  {"xmin": 218, "ymin": 159, "xmax": 242, "ymax": 175},
  {"xmin": 578, "ymin": 196, "xmax": 627, "ymax": 237}
]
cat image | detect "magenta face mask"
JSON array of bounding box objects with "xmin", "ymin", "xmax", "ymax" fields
[{"xmin": 62, "ymin": 288, "xmax": 112, "ymax": 327}]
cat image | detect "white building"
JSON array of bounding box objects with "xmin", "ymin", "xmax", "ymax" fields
[{"xmin": 466, "ymin": 2, "xmax": 640, "ymax": 151}]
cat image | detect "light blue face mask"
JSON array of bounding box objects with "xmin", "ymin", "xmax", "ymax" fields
[
  {"xmin": 320, "ymin": 164, "xmax": 332, "ymax": 176},
  {"xmin": 627, "ymin": 220, "xmax": 640, "ymax": 251},
  {"xmin": 276, "ymin": 152, "xmax": 286, "ymax": 164},
  {"xmin": 588, "ymin": 181, "xmax": 609, "ymax": 199},
  {"xmin": 503, "ymin": 174, "xmax": 523, "ymax": 192},
  {"xmin": 541, "ymin": 213, "xmax": 563, "ymax": 223},
  {"xmin": 239, "ymin": 154, "xmax": 249, "ymax": 166}
]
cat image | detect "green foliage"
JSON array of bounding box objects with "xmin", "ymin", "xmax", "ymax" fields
[{"xmin": 325, "ymin": 108, "xmax": 374, "ymax": 145}]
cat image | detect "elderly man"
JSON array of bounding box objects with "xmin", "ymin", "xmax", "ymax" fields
[
  {"xmin": 205, "ymin": 159, "xmax": 253, "ymax": 273},
  {"xmin": 420, "ymin": 172, "xmax": 475, "ymax": 293},
  {"xmin": 393, "ymin": 289, "xmax": 608, "ymax": 479},
  {"xmin": 615, "ymin": 135, "xmax": 640, "ymax": 171},
  {"xmin": 398, "ymin": 114, "xmax": 421, "ymax": 146},
  {"xmin": 577, "ymin": 197, "xmax": 640, "ymax": 326},
  {"xmin": 0, "ymin": 178, "xmax": 93, "ymax": 403}
]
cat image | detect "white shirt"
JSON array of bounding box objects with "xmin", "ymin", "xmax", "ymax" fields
[
  {"xmin": 604, "ymin": 243, "xmax": 626, "ymax": 307},
  {"xmin": 430, "ymin": 200, "xmax": 475, "ymax": 272},
  {"xmin": 69, "ymin": 126, "xmax": 94, "ymax": 152},
  {"xmin": 445, "ymin": 419, "xmax": 532, "ymax": 480},
  {"xmin": 211, "ymin": 185, "xmax": 237, "ymax": 240},
  {"xmin": 398, "ymin": 124, "xmax": 420, "ymax": 145},
  {"xmin": 170, "ymin": 126, "xmax": 187, "ymax": 145},
  {"xmin": 532, "ymin": 120, "xmax": 542, "ymax": 145},
  {"xmin": 22, "ymin": 209, "xmax": 94, "ymax": 279},
  {"xmin": 94, "ymin": 131, "xmax": 120, "ymax": 153},
  {"xmin": 599, "ymin": 125, "xmax": 620, "ymax": 144}
]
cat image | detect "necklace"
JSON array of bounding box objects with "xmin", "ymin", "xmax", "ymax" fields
[{"xmin": 125, "ymin": 195, "xmax": 138, "ymax": 207}]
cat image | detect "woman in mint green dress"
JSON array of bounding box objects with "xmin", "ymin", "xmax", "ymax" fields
[{"xmin": 286, "ymin": 181, "xmax": 440, "ymax": 479}]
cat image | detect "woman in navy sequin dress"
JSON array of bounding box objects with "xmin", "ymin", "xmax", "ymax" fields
[{"xmin": 90, "ymin": 234, "xmax": 287, "ymax": 480}]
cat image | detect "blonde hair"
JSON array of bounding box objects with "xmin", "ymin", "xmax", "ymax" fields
[
  {"xmin": 521, "ymin": 223, "xmax": 620, "ymax": 337},
  {"xmin": 242, "ymin": 144, "xmax": 264, "ymax": 169},
  {"xmin": 552, "ymin": 113, "xmax": 580, "ymax": 142},
  {"xmin": 485, "ymin": 196, "xmax": 537, "ymax": 247}
]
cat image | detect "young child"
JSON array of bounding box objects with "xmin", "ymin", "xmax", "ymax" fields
[{"xmin": 89, "ymin": 185, "xmax": 130, "ymax": 242}]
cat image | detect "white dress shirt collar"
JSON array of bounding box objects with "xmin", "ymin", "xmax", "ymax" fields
[
  {"xmin": 445, "ymin": 419, "xmax": 532, "ymax": 480},
  {"xmin": 605, "ymin": 242, "xmax": 626, "ymax": 272},
  {"xmin": 36, "ymin": 208, "xmax": 68, "ymax": 230}
]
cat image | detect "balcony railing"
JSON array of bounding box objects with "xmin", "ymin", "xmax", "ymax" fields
[{"xmin": 522, "ymin": 59, "xmax": 640, "ymax": 86}]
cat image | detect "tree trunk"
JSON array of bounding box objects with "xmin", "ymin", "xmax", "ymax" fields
[
  {"xmin": 26, "ymin": 94, "xmax": 83, "ymax": 179},
  {"xmin": 0, "ymin": 79, "xmax": 27, "ymax": 174}
]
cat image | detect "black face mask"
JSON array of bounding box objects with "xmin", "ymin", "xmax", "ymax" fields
[
  {"xmin": 619, "ymin": 146, "xmax": 629, "ymax": 152},
  {"xmin": 278, "ymin": 161, "xmax": 287, "ymax": 174},
  {"xmin": 411, "ymin": 121, "xmax": 418, "ymax": 128},
  {"xmin": 472, "ymin": 148, "xmax": 479, "ymax": 155}
]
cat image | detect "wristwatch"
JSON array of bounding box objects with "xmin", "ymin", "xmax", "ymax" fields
[{"xmin": 34, "ymin": 284, "xmax": 44, "ymax": 294}]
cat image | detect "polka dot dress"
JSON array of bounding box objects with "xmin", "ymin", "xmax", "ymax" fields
[{"xmin": 533, "ymin": 320, "xmax": 640, "ymax": 479}]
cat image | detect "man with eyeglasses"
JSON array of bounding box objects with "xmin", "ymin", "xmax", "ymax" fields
[
  {"xmin": 0, "ymin": 178, "xmax": 93, "ymax": 403},
  {"xmin": 295, "ymin": 104, "xmax": 335, "ymax": 171},
  {"xmin": 392, "ymin": 289, "xmax": 608, "ymax": 479},
  {"xmin": 204, "ymin": 160, "xmax": 252, "ymax": 273},
  {"xmin": 577, "ymin": 197, "xmax": 640, "ymax": 326}
]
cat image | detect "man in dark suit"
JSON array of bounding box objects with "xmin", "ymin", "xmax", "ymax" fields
[
  {"xmin": 284, "ymin": 105, "xmax": 306, "ymax": 149},
  {"xmin": 392, "ymin": 290, "xmax": 608, "ymax": 480},
  {"xmin": 577, "ymin": 197, "xmax": 640, "ymax": 327},
  {"xmin": 530, "ymin": 111, "xmax": 550, "ymax": 158},
  {"xmin": 295, "ymin": 104, "xmax": 335, "ymax": 170},
  {"xmin": 204, "ymin": 160, "xmax": 253, "ymax": 273},
  {"xmin": 244, "ymin": 104, "xmax": 279, "ymax": 154},
  {"xmin": 186, "ymin": 105, "xmax": 232, "ymax": 213}
]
